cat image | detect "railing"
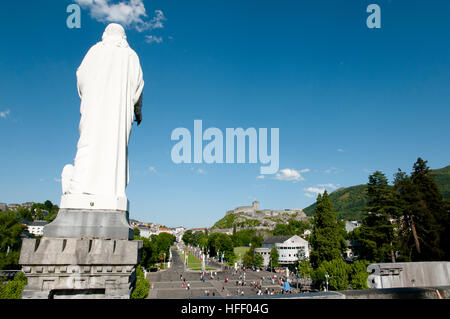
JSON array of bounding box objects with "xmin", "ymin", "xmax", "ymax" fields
[{"xmin": 0, "ymin": 270, "xmax": 22, "ymax": 280}]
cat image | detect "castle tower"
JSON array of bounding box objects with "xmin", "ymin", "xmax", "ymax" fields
[{"xmin": 252, "ymin": 201, "xmax": 259, "ymax": 211}]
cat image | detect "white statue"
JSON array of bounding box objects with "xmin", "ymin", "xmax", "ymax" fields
[{"xmin": 61, "ymin": 23, "xmax": 144, "ymax": 211}]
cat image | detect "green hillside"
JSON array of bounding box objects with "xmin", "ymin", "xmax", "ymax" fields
[
  {"xmin": 303, "ymin": 184, "xmax": 369, "ymax": 220},
  {"xmin": 431, "ymin": 165, "xmax": 450, "ymax": 199},
  {"xmin": 303, "ymin": 165, "xmax": 450, "ymax": 221}
]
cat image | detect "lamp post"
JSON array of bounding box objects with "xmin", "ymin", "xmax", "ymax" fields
[{"xmin": 325, "ymin": 273, "xmax": 329, "ymax": 292}]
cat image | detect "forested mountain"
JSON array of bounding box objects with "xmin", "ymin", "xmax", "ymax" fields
[{"xmin": 303, "ymin": 165, "xmax": 450, "ymax": 220}]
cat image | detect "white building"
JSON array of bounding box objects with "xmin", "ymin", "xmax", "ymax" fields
[
  {"xmin": 27, "ymin": 220, "xmax": 48, "ymax": 237},
  {"xmin": 345, "ymin": 220, "xmax": 361, "ymax": 233},
  {"xmin": 137, "ymin": 225, "xmax": 151, "ymax": 238},
  {"xmin": 173, "ymin": 227, "xmax": 185, "ymax": 242},
  {"xmin": 255, "ymin": 235, "xmax": 310, "ymax": 267}
]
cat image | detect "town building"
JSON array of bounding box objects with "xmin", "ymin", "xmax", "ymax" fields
[
  {"xmin": 0, "ymin": 203, "xmax": 8, "ymax": 212},
  {"xmin": 21, "ymin": 202, "xmax": 35, "ymax": 209},
  {"xmin": 303, "ymin": 229, "xmax": 312, "ymax": 237},
  {"xmin": 26, "ymin": 220, "xmax": 48, "ymax": 237},
  {"xmin": 345, "ymin": 220, "xmax": 361, "ymax": 233},
  {"xmin": 137, "ymin": 225, "xmax": 151, "ymax": 238},
  {"xmin": 130, "ymin": 219, "xmax": 149, "ymax": 228},
  {"xmin": 255, "ymin": 235, "xmax": 310, "ymax": 267},
  {"xmin": 159, "ymin": 227, "xmax": 173, "ymax": 235},
  {"xmin": 7, "ymin": 203, "xmax": 20, "ymax": 211},
  {"xmin": 345, "ymin": 240, "xmax": 362, "ymax": 262},
  {"xmin": 173, "ymin": 227, "xmax": 185, "ymax": 242}
]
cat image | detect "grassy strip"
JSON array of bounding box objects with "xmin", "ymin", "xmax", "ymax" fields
[{"xmin": 179, "ymin": 250, "xmax": 218, "ymax": 271}]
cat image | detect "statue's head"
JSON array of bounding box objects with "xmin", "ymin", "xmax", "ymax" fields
[{"xmin": 102, "ymin": 23, "xmax": 129, "ymax": 48}]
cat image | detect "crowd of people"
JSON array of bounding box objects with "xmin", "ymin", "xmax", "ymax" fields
[{"xmin": 175, "ymin": 257, "xmax": 295, "ymax": 296}]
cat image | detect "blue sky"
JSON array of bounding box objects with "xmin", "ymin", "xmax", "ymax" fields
[{"xmin": 0, "ymin": 0, "xmax": 449, "ymax": 228}]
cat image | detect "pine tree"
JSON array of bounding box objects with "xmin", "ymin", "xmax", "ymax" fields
[
  {"xmin": 442, "ymin": 199, "xmax": 450, "ymax": 259},
  {"xmin": 394, "ymin": 158, "xmax": 445, "ymax": 261},
  {"xmin": 310, "ymin": 191, "xmax": 346, "ymax": 268},
  {"xmin": 358, "ymin": 171, "xmax": 400, "ymax": 262}
]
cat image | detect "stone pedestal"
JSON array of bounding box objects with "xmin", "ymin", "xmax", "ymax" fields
[
  {"xmin": 19, "ymin": 238, "xmax": 142, "ymax": 299},
  {"xmin": 43, "ymin": 209, "xmax": 134, "ymax": 240},
  {"xmin": 19, "ymin": 207, "xmax": 142, "ymax": 299}
]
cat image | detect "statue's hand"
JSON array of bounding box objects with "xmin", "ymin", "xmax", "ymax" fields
[
  {"xmin": 135, "ymin": 114, "xmax": 142, "ymax": 126},
  {"xmin": 134, "ymin": 93, "xmax": 143, "ymax": 126}
]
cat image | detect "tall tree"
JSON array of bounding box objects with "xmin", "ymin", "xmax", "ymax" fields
[
  {"xmin": 253, "ymin": 253, "xmax": 264, "ymax": 268},
  {"xmin": 358, "ymin": 171, "xmax": 400, "ymax": 262},
  {"xmin": 269, "ymin": 246, "xmax": 279, "ymax": 269},
  {"xmin": 442, "ymin": 199, "xmax": 450, "ymax": 259},
  {"xmin": 394, "ymin": 158, "xmax": 445, "ymax": 261},
  {"xmin": 310, "ymin": 191, "xmax": 346, "ymax": 268},
  {"xmin": 0, "ymin": 211, "xmax": 25, "ymax": 270}
]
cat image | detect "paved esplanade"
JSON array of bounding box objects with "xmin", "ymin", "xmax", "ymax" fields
[{"xmin": 146, "ymin": 248, "xmax": 288, "ymax": 299}]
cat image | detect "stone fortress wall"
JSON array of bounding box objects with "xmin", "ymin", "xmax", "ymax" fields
[{"xmin": 226, "ymin": 201, "xmax": 306, "ymax": 219}]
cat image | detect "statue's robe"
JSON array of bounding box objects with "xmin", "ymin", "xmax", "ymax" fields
[{"xmin": 64, "ymin": 30, "xmax": 144, "ymax": 201}]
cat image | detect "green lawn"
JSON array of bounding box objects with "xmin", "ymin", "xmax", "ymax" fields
[
  {"xmin": 234, "ymin": 246, "xmax": 250, "ymax": 256},
  {"xmin": 180, "ymin": 250, "xmax": 218, "ymax": 271}
]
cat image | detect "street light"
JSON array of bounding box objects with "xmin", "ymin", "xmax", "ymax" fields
[{"xmin": 325, "ymin": 274, "xmax": 329, "ymax": 292}]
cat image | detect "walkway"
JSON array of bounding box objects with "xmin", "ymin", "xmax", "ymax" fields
[{"xmin": 146, "ymin": 248, "xmax": 286, "ymax": 299}]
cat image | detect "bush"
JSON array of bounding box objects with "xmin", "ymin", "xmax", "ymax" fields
[
  {"xmin": 312, "ymin": 258, "xmax": 370, "ymax": 291},
  {"xmin": 313, "ymin": 258, "xmax": 349, "ymax": 291},
  {"xmin": 131, "ymin": 267, "xmax": 150, "ymax": 299},
  {"xmin": 349, "ymin": 260, "xmax": 369, "ymax": 289},
  {"xmin": 0, "ymin": 272, "xmax": 27, "ymax": 299},
  {"xmin": 297, "ymin": 258, "xmax": 313, "ymax": 279}
]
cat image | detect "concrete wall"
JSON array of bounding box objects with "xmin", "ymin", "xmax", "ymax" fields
[{"xmin": 367, "ymin": 262, "xmax": 450, "ymax": 289}]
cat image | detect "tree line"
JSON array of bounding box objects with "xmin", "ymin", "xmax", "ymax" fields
[
  {"xmin": 0, "ymin": 200, "xmax": 59, "ymax": 271},
  {"xmin": 349, "ymin": 157, "xmax": 450, "ymax": 262},
  {"xmin": 301, "ymin": 157, "xmax": 450, "ymax": 291},
  {"xmin": 134, "ymin": 228, "xmax": 176, "ymax": 270}
]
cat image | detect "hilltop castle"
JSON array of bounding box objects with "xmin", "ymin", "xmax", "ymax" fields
[{"xmin": 226, "ymin": 201, "xmax": 306, "ymax": 219}]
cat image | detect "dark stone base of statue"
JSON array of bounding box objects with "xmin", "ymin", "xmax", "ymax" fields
[
  {"xmin": 43, "ymin": 209, "xmax": 134, "ymax": 240},
  {"xmin": 19, "ymin": 209, "xmax": 142, "ymax": 299}
]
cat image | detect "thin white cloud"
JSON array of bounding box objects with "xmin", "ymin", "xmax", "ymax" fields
[
  {"xmin": 0, "ymin": 109, "xmax": 10, "ymax": 118},
  {"xmin": 317, "ymin": 183, "xmax": 338, "ymax": 189},
  {"xmin": 304, "ymin": 183, "xmax": 339, "ymax": 198},
  {"xmin": 145, "ymin": 35, "xmax": 163, "ymax": 44},
  {"xmin": 337, "ymin": 148, "xmax": 344, "ymax": 153},
  {"xmin": 148, "ymin": 166, "xmax": 156, "ymax": 173},
  {"xmin": 190, "ymin": 167, "xmax": 206, "ymax": 175},
  {"xmin": 256, "ymin": 175, "xmax": 265, "ymax": 179},
  {"xmin": 53, "ymin": 178, "xmax": 61, "ymax": 183},
  {"xmin": 147, "ymin": 9, "xmax": 166, "ymax": 30},
  {"xmin": 324, "ymin": 167, "xmax": 343, "ymax": 174},
  {"xmin": 304, "ymin": 187, "xmax": 326, "ymax": 195},
  {"xmin": 275, "ymin": 168, "xmax": 309, "ymax": 182}
]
